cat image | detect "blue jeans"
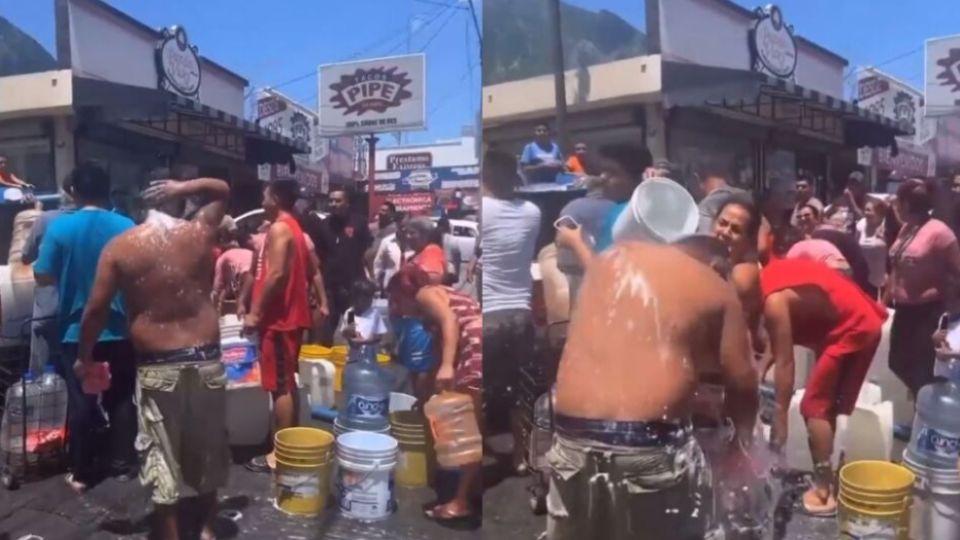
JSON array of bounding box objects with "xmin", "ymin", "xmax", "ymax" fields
[{"xmin": 59, "ymin": 340, "xmax": 138, "ymax": 485}]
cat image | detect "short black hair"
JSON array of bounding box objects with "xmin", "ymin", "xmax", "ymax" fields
[
  {"xmin": 717, "ymin": 195, "xmax": 762, "ymax": 243},
  {"xmin": 67, "ymin": 161, "xmax": 111, "ymax": 201},
  {"xmin": 382, "ymin": 201, "xmax": 397, "ymax": 213},
  {"xmin": 268, "ymin": 178, "xmax": 300, "ymax": 209},
  {"xmin": 483, "ymin": 149, "xmax": 521, "ymax": 193},
  {"xmin": 597, "ymin": 143, "xmax": 653, "ymax": 178},
  {"xmin": 796, "ymin": 173, "xmax": 813, "ymax": 184},
  {"xmin": 351, "ymin": 278, "xmax": 377, "ymax": 299}
]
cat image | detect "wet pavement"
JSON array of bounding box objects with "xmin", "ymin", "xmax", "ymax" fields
[{"xmin": 0, "ymin": 457, "xmax": 481, "ymax": 540}]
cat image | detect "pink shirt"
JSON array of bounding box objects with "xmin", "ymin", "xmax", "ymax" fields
[
  {"xmin": 786, "ymin": 239, "xmax": 850, "ymax": 272},
  {"xmin": 214, "ymin": 248, "xmax": 253, "ymax": 298},
  {"xmin": 889, "ymin": 218, "xmax": 958, "ymax": 305}
]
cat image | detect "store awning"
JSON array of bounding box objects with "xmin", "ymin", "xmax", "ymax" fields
[
  {"xmin": 661, "ymin": 61, "xmax": 911, "ymax": 148},
  {"xmin": 72, "ymin": 77, "xmax": 308, "ymax": 164}
]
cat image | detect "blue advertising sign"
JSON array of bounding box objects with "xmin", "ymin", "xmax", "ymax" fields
[{"xmin": 373, "ymin": 165, "xmax": 478, "ymax": 194}]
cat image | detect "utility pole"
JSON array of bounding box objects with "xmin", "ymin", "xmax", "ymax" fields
[
  {"xmin": 547, "ymin": 0, "xmax": 568, "ymax": 150},
  {"xmin": 466, "ymin": 0, "xmax": 482, "ymax": 49}
]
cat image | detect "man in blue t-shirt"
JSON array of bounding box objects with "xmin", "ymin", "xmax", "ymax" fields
[
  {"xmin": 33, "ymin": 162, "xmax": 136, "ymax": 492},
  {"xmin": 519, "ymin": 123, "xmax": 565, "ymax": 184}
]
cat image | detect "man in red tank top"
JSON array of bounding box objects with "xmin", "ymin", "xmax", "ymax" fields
[
  {"xmin": 244, "ymin": 179, "xmax": 312, "ymax": 472},
  {"xmin": 762, "ymin": 257, "xmax": 887, "ymax": 517}
]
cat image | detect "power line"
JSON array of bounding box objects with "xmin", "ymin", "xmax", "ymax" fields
[
  {"xmin": 413, "ymin": 0, "xmax": 467, "ymax": 10},
  {"xmin": 845, "ymin": 46, "xmax": 923, "ymax": 80},
  {"xmin": 428, "ymin": 62, "xmax": 480, "ymax": 117},
  {"xmin": 419, "ymin": 5, "xmax": 460, "ymax": 52}
]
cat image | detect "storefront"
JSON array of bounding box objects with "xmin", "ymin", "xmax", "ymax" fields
[
  {"xmin": 482, "ymin": 0, "xmax": 909, "ymax": 199},
  {"xmin": 0, "ymin": 0, "xmax": 305, "ymax": 207},
  {"xmin": 360, "ymin": 135, "xmax": 479, "ymax": 217}
]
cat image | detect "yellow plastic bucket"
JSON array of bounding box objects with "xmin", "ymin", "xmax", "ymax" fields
[
  {"xmin": 300, "ymin": 344, "xmax": 332, "ymax": 361},
  {"xmin": 838, "ymin": 461, "xmax": 915, "ymax": 539},
  {"xmin": 390, "ymin": 411, "xmax": 434, "ymax": 488},
  {"xmin": 273, "ymin": 428, "xmax": 335, "ymax": 516},
  {"xmin": 330, "ymin": 346, "xmax": 392, "ymax": 392}
]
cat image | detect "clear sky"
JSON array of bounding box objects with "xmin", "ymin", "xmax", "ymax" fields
[
  {"xmin": 2, "ymin": 0, "xmax": 481, "ymax": 147},
  {"xmin": 565, "ymin": 0, "xmax": 957, "ymax": 96}
]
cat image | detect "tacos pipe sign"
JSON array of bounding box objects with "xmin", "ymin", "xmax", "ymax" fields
[{"xmin": 318, "ymin": 54, "xmax": 426, "ymax": 136}]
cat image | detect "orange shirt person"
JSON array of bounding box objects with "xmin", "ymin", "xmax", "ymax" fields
[
  {"xmin": 565, "ymin": 142, "xmax": 590, "ymax": 175},
  {"xmin": 0, "ymin": 156, "xmax": 32, "ymax": 189}
]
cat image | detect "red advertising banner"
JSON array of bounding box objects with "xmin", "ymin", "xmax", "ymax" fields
[{"xmin": 385, "ymin": 192, "xmax": 435, "ymax": 215}]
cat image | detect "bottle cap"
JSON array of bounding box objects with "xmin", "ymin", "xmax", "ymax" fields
[
  {"xmin": 23, "ymin": 372, "xmax": 35, "ymax": 382},
  {"xmin": 44, "ymin": 363, "xmax": 56, "ymax": 374}
]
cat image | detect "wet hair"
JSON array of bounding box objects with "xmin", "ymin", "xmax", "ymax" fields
[
  {"xmin": 896, "ymin": 178, "xmax": 934, "ymax": 218},
  {"xmin": 716, "ymin": 195, "xmax": 762, "ymax": 243},
  {"xmin": 351, "ymin": 278, "xmax": 377, "ymax": 300},
  {"xmin": 268, "ymin": 178, "xmax": 300, "ymax": 210},
  {"xmin": 482, "ymin": 149, "xmax": 521, "ymax": 194},
  {"xmin": 67, "ymin": 161, "xmax": 111, "ymax": 201},
  {"xmin": 671, "ymin": 235, "xmax": 732, "ymax": 278},
  {"xmin": 597, "ymin": 143, "xmax": 653, "ymax": 179}
]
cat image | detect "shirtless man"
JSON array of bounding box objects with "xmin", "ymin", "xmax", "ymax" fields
[
  {"xmin": 762, "ymin": 257, "xmax": 886, "ymax": 517},
  {"xmin": 546, "ymin": 236, "xmax": 758, "ymax": 540},
  {"xmin": 78, "ymin": 176, "xmax": 231, "ymax": 540}
]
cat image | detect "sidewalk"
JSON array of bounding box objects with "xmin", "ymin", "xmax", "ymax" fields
[{"xmin": 0, "ymin": 460, "xmax": 481, "ymax": 540}]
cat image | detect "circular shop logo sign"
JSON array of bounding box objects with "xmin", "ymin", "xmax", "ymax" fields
[
  {"xmin": 752, "ymin": 6, "xmax": 797, "ymax": 78},
  {"xmin": 158, "ymin": 27, "xmax": 201, "ymax": 97}
]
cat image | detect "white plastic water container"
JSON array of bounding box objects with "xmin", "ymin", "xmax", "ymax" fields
[
  {"xmin": 298, "ymin": 358, "xmax": 336, "ymax": 409},
  {"xmin": 907, "ymin": 359, "xmax": 960, "ymax": 468},
  {"xmin": 0, "ymin": 374, "xmax": 42, "ymax": 453},
  {"xmin": 785, "ymin": 382, "xmax": 892, "ymax": 471},
  {"xmin": 611, "ymin": 178, "xmax": 699, "ymax": 245},
  {"xmin": 335, "ymin": 431, "xmax": 399, "ymax": 522},
  {"xmin": 866, "ymin": 309, "xmax": 913, "ymax": 427},
  {"xmin": 219, "ymin": 314, "xmax": 244, "ymax": 341}
]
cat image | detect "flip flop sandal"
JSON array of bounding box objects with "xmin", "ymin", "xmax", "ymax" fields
[
  {"xmin": 423, "ymin": 504, "xmax": 475, "ymax": 522},
  {"xmin": 797, "ymin": 496, "xmax": 838, "ymax": 518},
  {"xmin": 245, "ymin": 456, "xmax": 271, "ymax": 474}
]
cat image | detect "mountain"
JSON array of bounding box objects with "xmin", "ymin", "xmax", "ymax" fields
[
  {"xmin": 0, "ymin": 16, "xmax": 57, "ymax": 77},
  {"xmin": 483, "ymin": 0, "xmax": 649, "ymax": 86}
]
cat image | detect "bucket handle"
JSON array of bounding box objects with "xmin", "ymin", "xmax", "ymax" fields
[{"xmin": 344, "ymin": 458, "xmax": 387, "ymax": 488}]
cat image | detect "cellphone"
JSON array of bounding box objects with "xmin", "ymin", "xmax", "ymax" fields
[{"xmin": 553, "ymin": 216, "xmax": 579, "ymax": 230}]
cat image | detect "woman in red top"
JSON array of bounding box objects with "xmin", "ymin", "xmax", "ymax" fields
[{"xmin": 389, "ymin": 265, "xmax": 482, "ymax": 522}]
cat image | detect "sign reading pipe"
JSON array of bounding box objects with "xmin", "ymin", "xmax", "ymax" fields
[{"xmin": 318, "ymin": 54, "xmax": 426, "ymax": 136}]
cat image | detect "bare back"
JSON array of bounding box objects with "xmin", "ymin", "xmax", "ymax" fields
[
  {"xmin": 556, "ymin": 242, "xmax": 739, "ymax": 422},
  {"xmin": 110, "ymin": 217, "xmax": 219, "ymax": 353}
]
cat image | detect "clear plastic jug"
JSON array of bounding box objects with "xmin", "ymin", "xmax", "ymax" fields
[
  {"xmin": 0, "ymin": 373, "xmax": 42, "ymax": 454},
  {"xmin": 341, "ymin": 343, "xmax": 392, "ymax": 432},
  {"xmin": 424, "ymin": 392, "xmax": 482, "ymax": 468}
]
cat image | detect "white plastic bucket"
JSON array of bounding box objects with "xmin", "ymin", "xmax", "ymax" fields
[
  {"xmin": 389, "ymin": 392, "xmax": 417, "ymax": 413},
  {"xmin": 336, "ymin": 431, "xmax": 399, "ymax": 521},
  {"xmin": 333, "ymin": 417, "xmax": 391, "ymax": 437},
  {"xmin": 611, "ymin": 178, "xmax": 698, "ymax": 245},
  {"xmin": 903, "ymin": 453, "xmax": 960, "ymax": 540}
]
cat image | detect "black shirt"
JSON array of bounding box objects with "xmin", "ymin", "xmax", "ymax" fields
[{"xmin": 313, "ymin": 213, "xmax": 372, "ymax": 290}]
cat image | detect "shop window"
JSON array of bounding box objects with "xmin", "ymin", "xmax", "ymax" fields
[{"xmin": 0, "ymin": 137, "xmax": 55, "ymax": 193}]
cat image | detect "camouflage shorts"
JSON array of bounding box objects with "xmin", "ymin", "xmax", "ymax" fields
[{"xmin": 135, "ymin": 361, "xmax": 230, "ymax": 505}]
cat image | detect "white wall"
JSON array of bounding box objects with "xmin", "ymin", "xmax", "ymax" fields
[
  {"xmin": 0, "ymin": 71, "xmax": 73, "ymax": 120},
  {"xmin": 658, "ymin": 0, "xmax": 845, "ymax": 98},
  {"xmin": 375, "ymin": 136, "xmax": 478, "ymax": 170},
  {"xmin": 67, "ymin": 0, "xmax": 245, "ymax": 117}
]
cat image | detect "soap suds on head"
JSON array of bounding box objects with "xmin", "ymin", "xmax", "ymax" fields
[{"xmin": 606, "ymin": 246, "xmax": 663, "ymax": 345}]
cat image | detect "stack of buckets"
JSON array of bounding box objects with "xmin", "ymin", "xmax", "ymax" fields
[
  {"xmin": 902, "ymin": 453, "xmax": 960, "ymax": 539},
  {"xmin": 274, "ymin": 428, "xmax": 336, "ymax": 516},
  {"xmin": 838, "ymin": 460, "xmax": 915, "ymax": 539},
  {"xmin": 390, "ymin": 410, "xmax": 435, "ymax": 488}
]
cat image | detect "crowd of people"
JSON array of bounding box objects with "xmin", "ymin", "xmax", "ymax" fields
[
  {"xmin": 480, "ymin": 131, "xmax": 960, "ymax": 537},
  {"xmin": 16, "ymin": 159, "xmax": 484, "ymax": 538}
]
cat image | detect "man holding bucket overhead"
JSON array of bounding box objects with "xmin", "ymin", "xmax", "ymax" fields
[
  {"xmin": 77, "ymin": 174, "xmax": 232, "ymax": 540},
  {"xmin": 761, "ymin": 256, "xmax": 887, "ymax": 517}
]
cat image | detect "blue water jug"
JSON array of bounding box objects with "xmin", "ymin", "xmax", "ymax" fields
[{"xmin": 340, "ymin": 343, "xmax": 392, "ymax": 432}]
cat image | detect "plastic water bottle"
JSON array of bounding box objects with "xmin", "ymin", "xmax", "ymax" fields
[
  {"xmin": 906, "ymin": 359, "xmax": 960, "ymax": 468},
  {"xmin": 424, "ymin": 392, "xmax": 483, "ymax": 468},
  {"xmin": 341, "ymin": 343, "xmax": 392, "ymax": 432},
  {"xmin": 0, "ymin": 373, "xmax": 41, "ymax": 454},
  {"xmin": 39, "ymin": 364, "xmax": 67, "ymax": 432}
]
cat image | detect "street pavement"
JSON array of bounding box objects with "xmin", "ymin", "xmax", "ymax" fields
[{"xmin": 0, "ymin": 456, "xmax": 481, "ymax": 540}]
